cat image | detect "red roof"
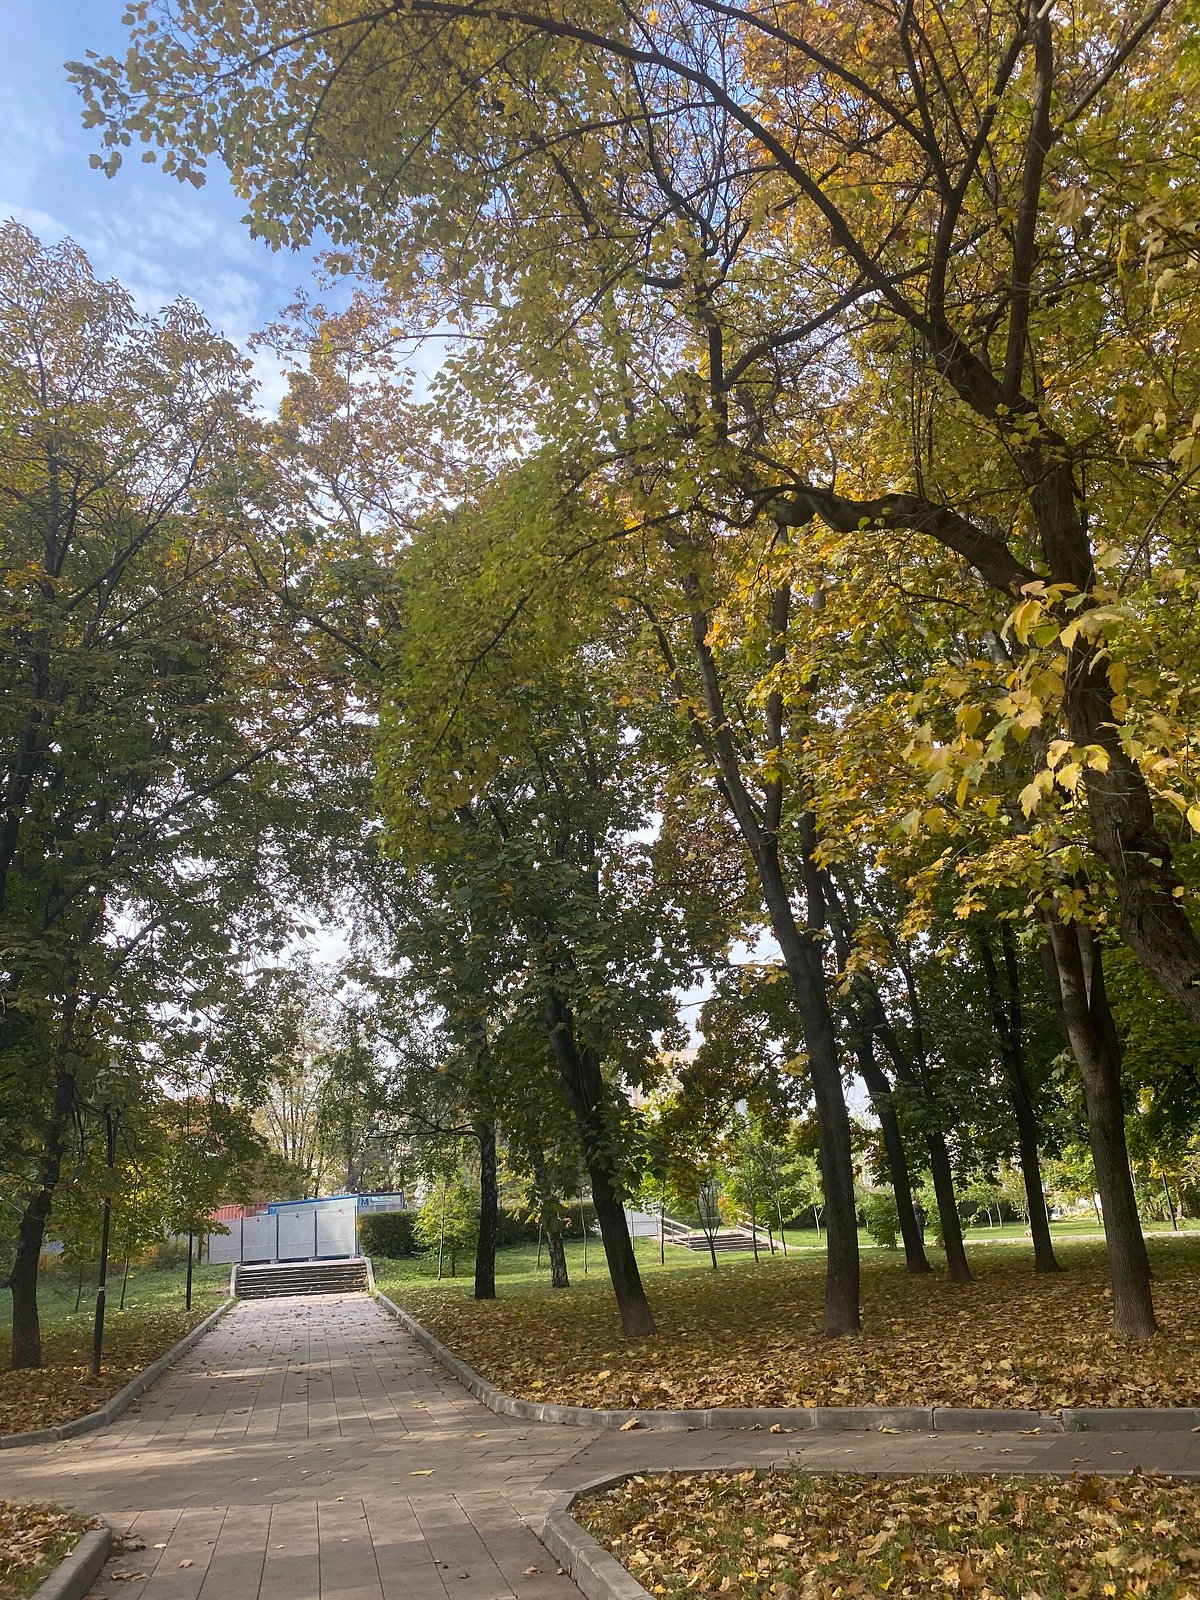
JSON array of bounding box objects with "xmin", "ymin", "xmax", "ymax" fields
[{"xmin": 209, "ymin": 1203, "xmax": 268, "ymax": 1222}]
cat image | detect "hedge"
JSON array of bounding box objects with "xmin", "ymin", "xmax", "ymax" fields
[
  {"xmin": 359, "ymin": 1201, "xmax": 602, "ymax": 1258},
  {"xmin": 358, "ymin": 1211, "xmax": 418, "ymax": 1258}
]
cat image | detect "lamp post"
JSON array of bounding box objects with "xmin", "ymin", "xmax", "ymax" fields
[{"xmin": 91, "ymin": 1061, "xmax": 122, "ymax": 1378}]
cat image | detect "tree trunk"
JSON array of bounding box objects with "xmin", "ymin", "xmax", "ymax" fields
[
  {"xmin": 666, "ymin": 588, "xmax": 859, "ymax": 1335},
  {"xmin": 474, "ymin": 1119, "xmax": 498, "ymax": 1301},
  {"xmin": 120, "ymin": 1255, "xmax": 130, "ymax": 1311},
  {"xmin": 855, "ymin": 1043, "xmax": 931, "ymax": 1274},
  {"xmin": 1045, "ymin": 919, "xmax": 1156, "ymax": 1336},
  {"xmin": 1013, "ymin": 1113, "xmax": 1059, "ymax": 1273},
  {"xmin": 925, "ymin": 1129, "xmax": 971, "ymax": 1283},
  {"xmin": 9, "ymin": 1058, "xmax": 77, "ymax": 1369},
  {"xmin": 863, "ymin": 950, "xmax": 970, "ymax": 1284},
  {"xmin": 976, "ymin": 927, "xmax": 1060, "ymax": 1272},
  {"xmin": 546, "ymin": 1218, "xmax": 569, "ymax": 1287},
  {"xmin": 764, "ymin": 872, "xmax": 860, "ymax": 1334},
  {"xmin": 1067, "ymin": 645, "xmax": 1200, "ymax": 1033},
  {"xmin": 530, "ymin": 1153, "xmax": 569, "ymax": 1287},
  {"xmin": 544, "ymin": 993, "xmax": 655, "ymax": 1336},
  {"xmin": 1163, "ymin": 1179, "xmax": 1178, "ymax": 1231}
]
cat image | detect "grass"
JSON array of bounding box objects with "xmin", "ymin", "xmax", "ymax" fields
[
  {"xmin": 373, "ymin": 1234, "xmax": 1200, "ymax": 1410},
  {"xmin": 578, "ymin": 1469, "xmax": 1200, "ymax": 1600},
  {"xmin": 0, "ymin": 1502, "xmax": 89, "ymax": 1600},
  {"xmin": 0, "ymin": 1258, "xmax": 229, "ymax": 1438}
]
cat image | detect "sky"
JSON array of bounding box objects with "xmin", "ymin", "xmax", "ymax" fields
[{"xmin": 0, "ymin": 0, "xmax": 329, "ymax": 411}]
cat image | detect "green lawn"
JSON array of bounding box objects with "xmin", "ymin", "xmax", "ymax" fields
[
  {"xmin": 0, "ymin": 1258, "xmax": 229, "ymax": 1437},
  {"xmin": 370, "ymin": 1214, "xmax": 1197, "ymax": 1301}
]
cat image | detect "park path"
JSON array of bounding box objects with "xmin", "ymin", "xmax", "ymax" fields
[{"xmin": 4, "ymin": 1293, "xmax": 1200, "ymax": 1599}]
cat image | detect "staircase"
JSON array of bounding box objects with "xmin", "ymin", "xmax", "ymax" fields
[
  {"xmin": 235, "ymin": 1259, "xmax": 369, "ymax": 1298},
  {"xmin": 660, "ymin": 1217, "xmax": 765, "ymax": 1253}
]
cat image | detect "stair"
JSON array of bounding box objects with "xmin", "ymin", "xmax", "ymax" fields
[
  {"xmin": 660, "ymin": 1217, "xmax": 765, "ymax": 1253},
  {"xmin": 235, "ymin": 1259, "xmax": 369, "ymax": 1298},
  {"xmin": 681, "ymin": 1229, "xmax": 761, "ymax": 1252}
]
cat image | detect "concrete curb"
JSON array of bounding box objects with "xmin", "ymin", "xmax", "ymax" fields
[
  {"xmin": 29, "ymin": 1525, "xmax": 112, "ymax": 1600},
  {"xmin": 374, "ymin": 1292, "xmax": 1200, "ymax": 1436},
  {"xmin": 0, "ymin": 1297, "xmax": 235, "ymax": 1450},
  {"xmin": 541, "ymin": 1500, "xmax": 652, "ymax": 1600}
]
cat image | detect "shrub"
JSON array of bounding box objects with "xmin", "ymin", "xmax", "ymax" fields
[
  {"xmin": 358, "ymin": 1211, "xmax": 418, "ymax": 1258},
  {"xmin": 862, "ymin": 1190, "xmax": 900, "ymax": 1250}
]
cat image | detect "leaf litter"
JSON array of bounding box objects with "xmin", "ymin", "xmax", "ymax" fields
[
  {"xmin": 392, "ymin": 1242, "xmax": 1200, "ymax": 1412},
  {"xmin": 578, "ymin": 1470, "xmax": 1200, "ymax": 1600},
  {"xmin": 0, "ymin": 1501, "xmax": 88, "ymax": 1600}
]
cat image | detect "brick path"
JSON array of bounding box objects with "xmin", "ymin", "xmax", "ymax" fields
[
  {"xmin": 4, "ymin": 1295, "xmax": 597, "ymax": 1599},
  {"xmin": 5, "ymin": 1292, "xmax": 1200, "ymax": 1599}
]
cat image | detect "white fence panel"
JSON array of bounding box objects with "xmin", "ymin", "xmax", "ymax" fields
[
  {"xmin": 278, "ymin": 1207, "xmax": 318, "ymax": 1260},
  {"xmin": 316, "ymin": 1200, "xmax": 357, "ymax": 1258},
  {"xmin": 624, "ymin": 1207, "xmax": 660, "ymax": 1238},
  {"xmin": 206, "ymin": 1220, "xmax": 242, "ymax": 1265},
  {"xmin": 241, "ymin": 1212, "xmax": 278, "ymax": 1262}
]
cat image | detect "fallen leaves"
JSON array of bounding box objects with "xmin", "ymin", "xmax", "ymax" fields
[
  {"xmin": 0, "ymin": 1269, "xmax": 227, "ymax": 1438},
  {"xmin": 0, "ymin": 1501, "xmax": 88, "ymax": 1598},
  {"xmin": 383, "ymin": 1240, "xmax": 1200, "ymax": 1412},
  {"xmin": 578, "ymin": 1471, "xmax": 1200, "ymax": 1600}
]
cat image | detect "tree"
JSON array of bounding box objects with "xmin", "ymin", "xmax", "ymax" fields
[
  {"xmin": 0, "ymin": 222, "xmax": 361, "ymax": 1366},
  {"xmin": 373, "ymin": 498, "xmax": 697, "ymax": 1336},
  {"xmin": 415, "ymin": 1163, "xmax": 479, "ymax": 1280},
  {"xmin": 83, "ymin": 0, "xmax": 1200, "ymax": 1342}
]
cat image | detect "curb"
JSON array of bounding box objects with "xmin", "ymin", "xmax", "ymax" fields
[
  {"xmin": 541, "ymin": 1497, "xmax": 651, "ymax": 1600},
  {"xmin": 30, "ymin": 1525, "xmax": 112, "ymax": 1600},
  {"xmin": 373, "ymin": 1293, "xmax": 1200, "ymax": 1436},
  {"xmin": 0, "ymin": 1297, "xmax": 235, "ymax": 1450}
]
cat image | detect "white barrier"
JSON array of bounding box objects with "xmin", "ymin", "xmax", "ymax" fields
[{"xmin": 205, "ymin": 1197, "xmax": 359, "ymax": 1263}]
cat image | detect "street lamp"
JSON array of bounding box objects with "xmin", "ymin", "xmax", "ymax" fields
[{"xmin": 91, "ymin": 1058, "xmax": 122, "ymax": 1379}]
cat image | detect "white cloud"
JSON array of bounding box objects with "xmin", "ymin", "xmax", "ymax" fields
[
  {"xmin": 244, "ymin": 344, "xmax": 293, "ymax": 417},
  {"xmin": 1, "ymin": 202, "xmax": 73, "ymax": 242}
]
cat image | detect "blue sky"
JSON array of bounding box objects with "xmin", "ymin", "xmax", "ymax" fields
[{"xmin": 0, "ymin": 1, "xmax": 329, "ymax": 410}]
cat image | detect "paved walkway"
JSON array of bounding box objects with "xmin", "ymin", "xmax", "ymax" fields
[{"xmin": 5, "ymin": 1293, "xmax": 1200, "ymax": 1599}]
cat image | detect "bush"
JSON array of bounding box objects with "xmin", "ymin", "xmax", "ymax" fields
[
  {"xmin": 358, "ymin": 1211, "xmax": 418, "ymax": 1258},
  {"xmin": 862, "ymin": 1190, "xmax": 900, "ymax": 1250}
]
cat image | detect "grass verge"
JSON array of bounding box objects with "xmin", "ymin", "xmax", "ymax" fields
[
  {"xmin": 374, "ymin": 1236, "xmax": 1200, "ymax": 1410},
  {"xmin": 0, "ymin": 1260, "xmax": 229, "ymax": 1437},
  {"xmin": 578, "ymin": 1469, "xmax": 1200, "ymax": 1599},
  {"xmin": 0, "ymin": 1502, "xmax": 89, "ymax": 1600}
]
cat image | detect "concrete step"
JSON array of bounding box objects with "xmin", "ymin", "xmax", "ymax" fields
[
  {"xmin": 675, "ymin": 1230, "xmax": 761, "ymax": 1252},
  {"xmin": 235, "ymin": 1259, "xmax": 369, "ymax": 1298}
]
